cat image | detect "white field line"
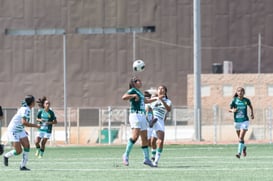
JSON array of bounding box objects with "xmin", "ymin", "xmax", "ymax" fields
[{"xmin": 2, "ymin": 167, "xmax": 273, "ymax": 172}]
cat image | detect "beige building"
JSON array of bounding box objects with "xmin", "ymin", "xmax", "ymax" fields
[
  {"xmin": 187, "ymin": 73, "xmax": 273, "ymax": 125},
  {"xmin": 185, "ymin": 73, "xmax": 273, "ymax": 142},
  {"xmin": 187, "ymin": 73, "xmax": 273, "ymax": 109}
]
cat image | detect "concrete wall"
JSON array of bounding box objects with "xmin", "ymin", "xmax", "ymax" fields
[{"xmin": 1, "ymin": 0, "xmax": 273, "ymax": 108}]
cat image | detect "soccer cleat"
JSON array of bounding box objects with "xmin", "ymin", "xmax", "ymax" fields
[
  {"xmin": 3, "ymin": 156, "xmax": 8, "ymax": 166},
  {"xmin": 152, "ymin": 161, "xmax": 158, "ymax": 167},
  {"xmin": 149, "ymin": 118, "xmax": 158, "ymax": 128},
  {"xmin": 35, "ymin": 150, "xmax": 40, "ymax": 157},
  {"xmin": 122, "ymin": 154, "xmax": 129, "ymax": 166},
  {"xmin": 20, "ymin": 166, "xmax": 31, "ymax": 171},
  {"xmin": 38, "ymin": 153, "xmax": 44, "ymax": 158},
  {"xmin": 243, "ymin": 146, "xmax": 247, "ymax": 157},
  {"xmin": 236, "ymin": 153, "xmax": 241, "ymax": 159},
  {"xmin": 143, "ymin": 159, "xmax": 156, "ymax": 167}
]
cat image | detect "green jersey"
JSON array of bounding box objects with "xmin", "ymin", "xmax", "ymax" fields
[
  {"xmin": 127, "ymin": 88, "xmax": 146, "ymax": 114},
  {"xmin": 37, "ymin": 109, "xmax": 56, "ymax": 133},
  {"xmin": 230, "ymin": 97, "xmax": 251, "ymax": 123}
]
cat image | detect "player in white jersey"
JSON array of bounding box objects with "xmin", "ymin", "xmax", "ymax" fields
[
  {"xmin": 3, "ymin": 95, "xmax": 40, "ymax": 171},
  {"xmin": 150, "ymin": 85, "xmax": 172, "ymax": 167}
]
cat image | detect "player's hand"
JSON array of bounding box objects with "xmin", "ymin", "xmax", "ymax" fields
[{"xmin": 158, "ymin": 95, "xmax": 164, "ymax": 100}]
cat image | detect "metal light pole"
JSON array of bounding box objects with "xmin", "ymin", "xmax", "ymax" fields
[
  {"xmin": 63, "ymin": 33, "xmax": 68, "ymax": 144},
  {"xmin": 193, "ymin": 0, "xmax": 202, "ymax": 141}
]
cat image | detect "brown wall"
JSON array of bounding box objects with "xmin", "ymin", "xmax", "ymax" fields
[{"xmin": 1, "ymin": 0, "xmax": 273, "ymax": 108}]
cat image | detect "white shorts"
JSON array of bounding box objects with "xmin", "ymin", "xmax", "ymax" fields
[
  {"xmin": 129, "ymin": 113, "xmax": 147, "ymax": 131},
  {"xmin": 234, "ymin": 121, "xmax": 249, "ymax": 130},
  {"xmin": 153, "ymin": 117, "xmax": 165, "ymax": 132},
  {"xmin": 37, "ymin": 132, "xmax": 52, "ymax": 139},
  {"xmin": 147, "ymin": 127, "xmax": 157, "ymax": 139},
  {"xmin": 7, "ymin": 131, "xmax": 28, "ymax": 142}
]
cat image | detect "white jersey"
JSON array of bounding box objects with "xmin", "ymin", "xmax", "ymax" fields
[
  {"xmin": 7, "ymin": 106, "xmax": 31, "ymax": 133},
  {"xmin": 151, "ymin": 97, "xmax": 172, "ymax": 121}
]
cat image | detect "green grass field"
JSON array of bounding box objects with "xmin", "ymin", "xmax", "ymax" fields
[{"xmin": 1, "ymin": 144, "xmax": 273, "ymax": 181}]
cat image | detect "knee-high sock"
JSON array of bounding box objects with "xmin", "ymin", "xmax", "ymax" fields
[
  {"xmin": 141, "ymin": 146, "xmax": 150, "ymax": 160},
  {"xmin": 155, "ymin": 148, "xmax": 163, "ymax": 163},
  {"xmin": 20, "ymin": 148, "xmax": 30, "ymax": 167},
  {"xmin": 40, "ymin": 149, "xmax": 44, "ymax": 156},
  {"xmin": 124, "ymin": 138, "xmax": 135, "ymax": 157},
  {"xmin": 4, "ymin": 150, "xmax": 18, "ymax": 158},
  {"xmin": 237, "ymin": 141, "xmax": 244, "ymax": 154},
  {"xmin": 151, "ymin": 149, "xmax": 156, "ymax": 158}
]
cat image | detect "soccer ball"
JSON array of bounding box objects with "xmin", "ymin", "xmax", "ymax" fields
[{"xmin": 133, "ymin": 59, "xmax": 145, "ymax": 72}]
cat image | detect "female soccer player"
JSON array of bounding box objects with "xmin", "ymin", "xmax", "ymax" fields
[
  {"xmin": 35, "ymin": 96, "xmax": 57, "ymax": 158},
  {"xmin": 150, "ymin": 85, "xmax": 172, "ymax": 167},
  {"xmin": 229, "ymin": 87, "xmax": 254, "ymax": 159},
  {"xmin": 3, "ymin": 95, "xmax": 40, "ymax": 171},
  {"xmin": 121, "ymin": 77, "xmax": 157, "ymax": 167}
]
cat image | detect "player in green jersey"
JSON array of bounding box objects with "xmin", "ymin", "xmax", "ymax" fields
[
  {"xmin": 229, "ymin": 87, "xmax": 254, "ymax": 159},
  {"xmin": 122, "ymin": 77, "xmax": 157, "ymax": 167},
  {"xmin": 35, "ymin": 96, "xmax": 57, "ymax": 158}
]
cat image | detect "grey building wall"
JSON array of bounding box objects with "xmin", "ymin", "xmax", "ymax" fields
[{"xmin": 0, "ymin": 0, "xmax": 273, "ymax": 107}]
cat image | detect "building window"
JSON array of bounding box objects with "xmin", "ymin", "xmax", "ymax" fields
[
  {"xmin": 223, "ymin": 85, "xmax": 233, "ymax": 97},
  {"xmin": 75, "ymin": 26, "xmax": 156, "ymax": 35},
  {"xmin": 5, "ymin": 28, "xmax": 65, "ymax": 35},
  {"xmin": 201, "ymin": 85, "xmax": 210, "ymax": 97},
  {"xmin": 268, "ymin": 85, "xmax": 273, "ymax": 96},
  {"xmin": 245, "ymin": 85, "xmax": 255, "ymax": 97}
]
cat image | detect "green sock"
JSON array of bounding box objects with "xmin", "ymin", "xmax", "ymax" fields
[
  {"xmin": 40, "ymin": 149, "xmax": 44, "ymax": 156},
  {"xmin": 237, "ymin": 142, "xmax": 244, "ymax": 154},
  {"xmin": 157, "ymin": 148, "xmax": 163, "ymax": 153},
  {"xmin": 124, "ymin": 139, "xmax": 134, "ymax": 157},
  {"xmin": 13, "ymin": 150, "xmax": 19, "ymax": 156},
  {"xmin": 142, "ymin": 146, "xmax": 150, "ymax": 160},
  {"xmin": 151, "ymin": 149, "xmax": 156, "ymax": 157}
]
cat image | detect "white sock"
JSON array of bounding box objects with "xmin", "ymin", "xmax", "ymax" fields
[
  {"xmin": 4, "ymin": 150, "xmax": 16, "ymax": 158},
  {"xmin": 155, "ymin": 151, "xmax": 161, "ymax": 163},
  {"xmin": 20, "ymin": 151, "xmax": 29, "ymax": 167}
]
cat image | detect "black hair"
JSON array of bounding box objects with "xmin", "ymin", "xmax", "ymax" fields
[
  {"xmin": 144, "ymin": 91, "xmax": 151, "ymax": 98},
  {"xmin": 25, "ymin": 95, "xmax": 35, "ymax": 106},
  {"xmin": 129, "ymin": 76, "xmax": 139, "ymax": 89},
  {"xmin": 160, "ymin": 85, "xmax": 168, "ymax": 99},
  {"xmin": 36, "ymin": 96, "xmax": 47, "ymax": 108}
]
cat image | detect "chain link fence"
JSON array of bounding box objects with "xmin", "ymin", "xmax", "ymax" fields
[{"xmin": 0, "ymin": 106, "xmax": 272, "ymax": 146}]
